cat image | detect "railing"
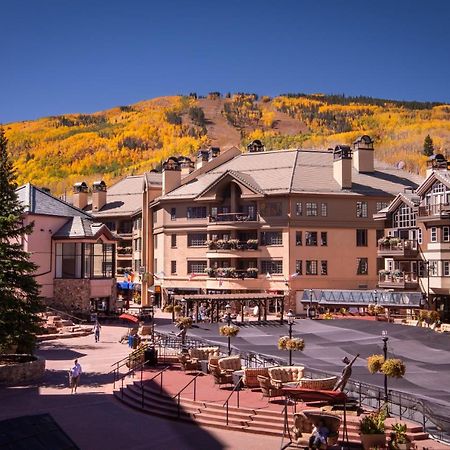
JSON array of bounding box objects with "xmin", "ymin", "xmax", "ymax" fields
[
  {"xmin": 378, "ymin": 271, "xmax": 419, "ymax": 288},
  {"xmin": 207, "ymin": 240, "xmax": 259, "ymax": 251},
  {"xmin": 418, "ymin": 203, "xmax": 450, "ymax": 217},
  {"xmin": 222, "ymin": 377, "xmax": 243, "ymax": 425},
  {"xmin": 377, "ymin": 239, "xmax": 418, "ymax": 255},
  {"xmin": 110, "ymin": 343, "xmax": 150, "ymax": 387},
  {"xmin": 172, "ymin": 371, "xmax": 203, "ymax": 418},
  {"xmin": 209, "ymin": 212, "xmax": 258, "ymax": 223},
  {"xmin": 45, "ymin": 306, "xmax": 87, "ymax": 323},
  {"xmin": 117, "ymin": 359, "xmax": 149, "ymax": 401},
  {"xmin": 205, "ymin": 268, "xmax": 259, "ymax": 279}
]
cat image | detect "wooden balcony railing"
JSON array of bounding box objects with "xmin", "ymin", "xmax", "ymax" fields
[
  {"xmin": 377, "ymin": 239, "xmax": 418, "ymax": 257},
  {"xmin": 418, "ymin": 203, "xmax": 450, "ymax": 218},
  {"xmin": 204, "ymin": 268, "xmax": 259, "ymax": 279},
  {"xmin": 378, "ymin": 271, "xmax": 419, "ymax": 288}
]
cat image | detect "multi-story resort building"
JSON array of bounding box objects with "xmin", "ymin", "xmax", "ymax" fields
[
  {"xmin": 16, "ymin": 184, "xmax": 117, "ymax": 314},
  {"xmin": 376, "ymin": 153, "xmax": 450, "ymax": 322},
  {"xmin": 144, "ymin": 137, "xmax": 423, "ymax": 316}
]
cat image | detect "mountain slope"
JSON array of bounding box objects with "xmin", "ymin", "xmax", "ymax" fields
[{"xmin": 4, "ymin": 93, "xmax": 450, "ymax": 194}]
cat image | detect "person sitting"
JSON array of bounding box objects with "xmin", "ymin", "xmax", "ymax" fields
[{"xmin": 308, "ymin": 419, "xmax": 329, "ymax": 449}]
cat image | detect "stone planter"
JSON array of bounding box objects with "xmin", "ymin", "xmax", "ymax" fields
[
  {"xmin": 0, "ymin": 354, "xmax": 45, "ymax": 384},
  {"xmin": 360, "ymin": 433, "xmax": 386, "ymax": 450}
]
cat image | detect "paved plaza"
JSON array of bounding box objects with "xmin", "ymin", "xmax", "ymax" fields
[{"xmin": 0, "ymin": 317, "xmax": 449, "ymax": 449}]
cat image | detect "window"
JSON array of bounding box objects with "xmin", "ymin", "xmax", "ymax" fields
[
  {"xmin": 393, "ymin": 204, "xmax": 416, "ymax": 228},
  {"xmin": 356, "ymin": 257, "xmax": 368, "ymax": 275},
  {"xmin": 154, "ymin": 234, "xmax": 158, "ymax": 249},
  {"xmin": 187, "ymin": 206, "xmax": 207, "ymax": 219},
  {"xmin": 261, "ymin": 231, "xmax": 283, "ymax": 246},
  {"xmin": 431, "ymin": 227, "xmax": 437, "ymax": 242},
  {"xmin": 321, "ymin": 203, "xmax": 328, "ymax": 217},
  {"xmin": 429, "ymin": 260, "xmax": 438, "ymax": 276},
  {"xmin": 443, "ymin": 227, "xmax": 450, "ymax": 242},
  {"xmin": 321, "ymin": 260, "xmax": 328, "ymax": 275},
  {"xmin": 356, "ymin": 229, "xmax": 368, "ymax": 247},
  {"xmin": 261, "ymin": 260, "xmax": 283, "ymax": 274},
  {"xmin": 306, "ymin": 202, "xmax": 318, "ymax": 216},
  {"xmin": 376, "ymin": 202, "xmax": 388, "ymax": 212},
  {"xmin": 418, "ymin": 228, "xmax": 423, "ymax": 244},
  {"xmin": 134, "ymin": 238, "xmax": 141, "ymax": 251},
  {"xmin": 305, "ymin": 231, "xmax": 317, "ymax": 246},
  {"xmin": 171, "ymin": 234, "xmax": 177, "ymax": 248},
  {"xmin": 295, "ymin": 260, "xmax": 302, "ymax": 275},
  {"xmin": 296, "ymin": 231, "xmax": 302, "ymax": 246},
  {"xmin": 154, "ymin": 258, "xmax": 157, "ymax": 273},
  {"xmin": 118, "ymin": 220, "xmax": 133, "ymax": 234},
  {"xmin": 104, "ymin": 221, "xmax": 116, "ymax": 231},
  {"xmin": 133, "ymin": 217, "xmax": 142, "ymax": 230},
  {"xmin": 134, "ymin": 259, "xmax": 141, "ymax": 272},
  {"xmin": 188, "ymin": 233, "xmax": 207, "ymax": 247},
  {"xmin": 261, "ymin": 202, "xmax": 282, "ymax": 216},
  {"xmin": 170, "ymin": 208, "xmax": 176, "ymax": 221},
  {"xmin": 320, "ymin": 232, "xmax": 327, "ymax": 246},
  {"xmin": 295, "ymin": 202, "xmax": 302, "ymax": 216},
  {"xmin": 55, "ymin": 243, "xmax": 114, "ymax": 279},
  {"xmin": 356, "ymin": 201, "xmax": 368, "ymax": 218},
  {"xmin": 187, "ymin": 260, "xmax": 207, "ymax": 274},
  {"xmin": 306, "ymin": 260, "xmax": 318, "ymax": 275},
  {"xmin": 171, "ymin": 261, "xmax": 177, "ymax": 274},
  {"xmin": 443, "ymin": 261, "xmax": 450, "ymax": 276}
]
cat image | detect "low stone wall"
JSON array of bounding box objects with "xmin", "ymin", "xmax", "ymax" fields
[{"xmin": 0, "ymin": 354, "xmax": 46, "ymax": 384}]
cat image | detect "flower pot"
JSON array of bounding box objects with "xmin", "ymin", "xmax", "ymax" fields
[{"xmin": 360, "ymin": 433, "xmax": 386, "ymax": 450}]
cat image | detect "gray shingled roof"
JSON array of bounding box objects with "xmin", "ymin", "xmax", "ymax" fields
[
  {"xmin": 53, "ymin": 217, "xmax": 117, "ymax": 240},
  {"xmin": 162, "ymin": 149, "xmax": 423, "ymax": 200},
  {"xmin": 16, "ymin": 184, "xmax": 91, "ymax": 218}
]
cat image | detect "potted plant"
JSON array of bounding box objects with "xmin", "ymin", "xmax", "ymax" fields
[
  {"xmin": 278, "ymin": 336, "xmax": 305, "ymax": 351},
  {"xmin": 381, "ymin": 358, "xmax": 406, "ymax": 378},
  {"xmin": 228, "ymin": 239, "xmax": 240, "ymax": 250},
  {"xmin": 204, "ymin": 267, "xmax": 215, "ymax": 277},
  {"xmin": 206, "ymin": 240, "xmax": 217, "ymax": 250},
  {"xmin": 359, "ymin": 409, "xmax": 386, "ymax": 450},
  {"xmin": 223, "ymin": 267, "xmax": 236, "ymax": 278},
  {"xmin": 173, "ymin": 304, "xmax": 182, "ymax": 314},
  {"xmin": 247, "ymin": 239, "xmax": 259, "ymax": 250},
  {"xmin": 246, "ymin": 267, "xmax": 259, "ymax": 278},
  {"xmin": 390, "ymin": 423, "xmax": 410, "ymax": 450},
  {"xmin": 367, "ymin": 354, "xmax": 385, "ymax": 374},
  {"xmin": 163, "ymin": 304, "xmax": 174, "ymax": 313},
  {"xmin": 219, "ymin": 325, "xmax": 240, "ymax": 337}
]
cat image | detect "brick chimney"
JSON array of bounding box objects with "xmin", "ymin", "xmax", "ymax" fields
[
  {"xmin": 352, "ymin": 135, "xmax": 374, "ymax": 173},
  {"xmin": 92, "ymin": 180, "xmax": 107, "ymax": 212},
  {"xmin": 196, "ymin": 149, "xmax": 209, "ymax": 170},
  {"xmin": 162, "ymin": 157, "xmax": 181, "ymax": 194},
  {"xmin": 73, "ymin": 181, "xmax": 89, "ymax": 210},
  {"xmin": 333, "ymin": 145, "xmax": 352, "ymax": 189},
  {"xmin": 179, "ymin": 157, "xmax": 195, "ymax": 177}
]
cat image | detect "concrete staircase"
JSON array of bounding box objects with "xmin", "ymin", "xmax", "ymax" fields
[{"xmin": 114, "ymin": 381, "xmax": 431, "ymax": 447}]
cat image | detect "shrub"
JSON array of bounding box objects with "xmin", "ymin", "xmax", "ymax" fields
[
  {"xmin": 176, "ymin": 316, "xmax": 193, "ymax": 329},
  {"xmin": 359, "ymin": 409, "xmax": 386, "ymax": 434},
  {"xmin": 278, "ymin": 336, "xmax": 305, "ymax": 351},
  {"xmin": 163, "ymin": 305, "xmax": 173, "ymax": 313},
  {"xmin": 367, "ymin": 354, "xmax": 385, "ymax": 374},
  {"xmin": 173, "ymin": 305, "xmax": 182, "ymax": 313},
  {"xmin": 278, "ymin": 336, "xmax": 289, "ymax": 350}
]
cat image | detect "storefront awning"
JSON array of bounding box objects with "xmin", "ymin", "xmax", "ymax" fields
[
  {"xmin": 301, "ymin": 290, "xmax": 423, "ymax": 308},
  {"xmin": 117, "ymin": 281, "xmax": 134, "ymax": 290},
  {"xmin": 173, "ymin": 293, "xmax": 284, "ymax": 302}
]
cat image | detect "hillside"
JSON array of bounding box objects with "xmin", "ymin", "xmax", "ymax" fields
[{"xmin": 4, "ymin": 93, "xmax": 450, "ymax": 194}]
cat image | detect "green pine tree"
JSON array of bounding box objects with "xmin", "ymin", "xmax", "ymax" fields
[
  {"xmin": 0, "ymin": 128, "xmax": 43, "ymax": 354},
  {"xmin": 423, "ymin": 134, "xmax": 434, "ymax": 157}
]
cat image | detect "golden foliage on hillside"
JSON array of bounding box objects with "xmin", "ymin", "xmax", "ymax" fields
[
  {"xmin": 5, "ymin": 96, "xmax": 207, "ymax": 194},
  {"xmin": 5, "ymin": 92, "xmax": 450, "ymax": 194}
]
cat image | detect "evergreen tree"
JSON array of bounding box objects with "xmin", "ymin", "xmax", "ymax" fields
[
  {"xmin": 0, "ymin": 128, "xmax": 43, "ymax": 354},
  {"xmin": 423, "ymin": 134, "xmax": 434, "ymax": 157}
]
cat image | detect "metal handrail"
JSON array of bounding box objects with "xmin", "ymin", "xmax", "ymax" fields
[
  {"xmin": 110, "ymin": 343, "xmax": 150, "ymax": 368},
  {"xmin": 119, "ymin": 359, "xmax": 149, "ymax": 400},
  {"xmin": 172, "ymin": 371, "xmax": 203, "ymax": 418},
  {"xmin": 222, "ymin": 376, "xmax": 243, "ymax": 425}
]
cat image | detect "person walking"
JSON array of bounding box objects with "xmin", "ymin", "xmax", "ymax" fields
[
  {"xmin": 93, "ymin": 321, "xmax": 102, "ymax": 343},
  {"xmin": 69, "ymin": 359, "xmax": 82, "ymax": 394}
]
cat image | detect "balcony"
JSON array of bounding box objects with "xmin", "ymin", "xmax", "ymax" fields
[
  {"xmin": 207, "ymin": 239, "xmax": 259, "ymax": 251},
  {"xmin": 377, "ymin": 238, "xmax": 418, "ymax": 259},
  {"xmin": 208, "ymin": 212, "xmax": 259, "ymax": 223},
  {"xmin": 418, "ymin": 203, "xmax": 450, "ymax": 222},
  {"xmin": 378, "ymin": 271, "xmax": 419, "ymax": 289},
  {"xmin": 204, "ymin": 267, "xmax": 259, "ymax": 279},
  {"xmin": 117, "ymin": 247, "xmax": 132, "ymax": 258}
]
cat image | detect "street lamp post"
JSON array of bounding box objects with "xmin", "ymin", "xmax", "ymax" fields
[
  {"xmin": 287, "ymin": 309, "xmax": 295, "ymax": 365},
  {"xmin": 373, "ymin": 289, "xmax": 378, "ymax": 305},
  {"xmin": 382, "ymin": 330, "xmax": 389, "ymax": 407},
  {"xmin": 181, "ymin": 298, "xmax": 187, "ymax": 317},
  {"xmin": 225, "ymin": 303, "xmax": 232, "ymax": 356},
  {"xmin": 308, "ymin": 289, "xmax": 313, "ymax": 319}
]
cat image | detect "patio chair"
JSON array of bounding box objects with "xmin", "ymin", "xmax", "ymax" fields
[
  {"xmin": 257, "ymin": 374, "xmax": 284, "ymax": 401},
  {"xmin": 177, "ymin": 352, "xmax": 200, "ymax": 372}
]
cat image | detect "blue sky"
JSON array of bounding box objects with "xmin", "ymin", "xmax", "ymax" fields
[{"xmin": 1, "ymin": 0, "xmax": 449, "ymax": 123}]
